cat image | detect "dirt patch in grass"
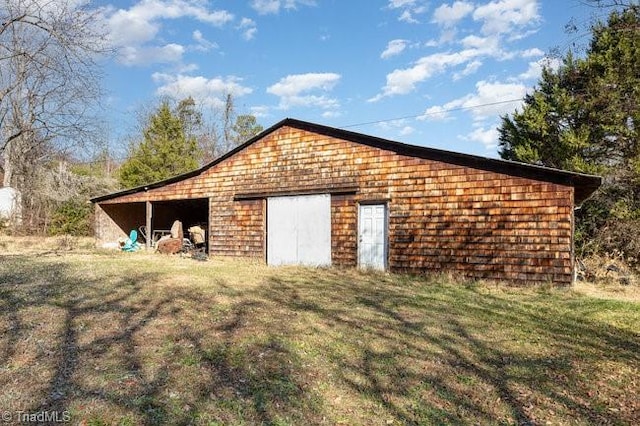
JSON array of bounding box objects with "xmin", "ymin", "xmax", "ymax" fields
[{"xmin": 0, "ymin": 238, "xmax": 638, "ymax": 425}]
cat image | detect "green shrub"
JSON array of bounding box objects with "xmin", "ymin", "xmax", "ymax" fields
[{"xmin": 48, "ymin": 199, "xmax": 92, "ymax": 236}]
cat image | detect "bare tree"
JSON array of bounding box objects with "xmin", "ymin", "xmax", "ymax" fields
[
  {"xmin": 0, "ymin": 0, "xmax": 109, "ymax": 187},
  {"xmin": 201, "ymin": 93, "xmax": 261, "ymax": 163},
  {"xmin": 580, "ymin": 1, "xmax": 639, "ymax": 7},
  {"xmin": 222, "ymin": 93, "xmax": 236, "ymax": 149},
  {"xmin": 192, "ymin": 93, "xmax": 239, "ymax": 163},
  {"xmin": 119, "ymin": 94, "xmax": 261, "ymax": 169}
]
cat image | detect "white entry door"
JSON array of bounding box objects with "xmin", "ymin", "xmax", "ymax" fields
[
  {"xmin": 267, "ymin": 194, "xmax": 331, "ymax": 266},
  {"xmin": 358, "ymin": 204, "xmax": 387, "ymax": 270}
]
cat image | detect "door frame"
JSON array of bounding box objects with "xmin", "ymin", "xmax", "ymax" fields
[{"xmin": 357, "ymin": 201, "xmax": 389, "ymax": 270}]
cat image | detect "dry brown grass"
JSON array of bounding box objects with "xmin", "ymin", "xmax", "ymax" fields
[
  {"xmin": 573, "ymin": 254, "xmax": 640, "ymax": 304},
  {"xmin": 0, "ymin": 235, "xmax": 96, "ymax": 254},
  {"xmin": 0, "ymin": 237, "xmax": 638, "ymax": 425}
]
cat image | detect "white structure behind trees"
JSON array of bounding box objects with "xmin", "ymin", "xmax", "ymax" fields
[{"xmin": 0, "ymin": 186, "xmax": 21, "ymax": 225}]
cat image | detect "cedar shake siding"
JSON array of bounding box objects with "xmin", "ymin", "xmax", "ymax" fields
[{"xmin": 92, "ymin": 118, "xmax": 601, "ymax": 284}]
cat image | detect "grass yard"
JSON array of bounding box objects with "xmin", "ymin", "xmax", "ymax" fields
[{"xmin": 0, "ymin": 237, "xmax": 639, "ymax": 425}]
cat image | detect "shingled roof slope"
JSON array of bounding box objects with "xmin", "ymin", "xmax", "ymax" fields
[{"xmin": 91, "ymin": 118, "xmax": 601, "ymax": 204}]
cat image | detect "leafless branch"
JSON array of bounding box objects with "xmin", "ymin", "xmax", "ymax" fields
[{"xmin": 1, "ymin": 0, "xmax": 110, "ymax": 188}]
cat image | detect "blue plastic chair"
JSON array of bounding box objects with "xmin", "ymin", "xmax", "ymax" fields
[{"xmin": 122, "ymin": 229, "xmax": 140, "ymax": 252}]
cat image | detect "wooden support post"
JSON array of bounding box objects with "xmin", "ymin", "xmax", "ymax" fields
[{"xmin": 146, "ymin": 201, "xmax": 152, "ymax": 249}]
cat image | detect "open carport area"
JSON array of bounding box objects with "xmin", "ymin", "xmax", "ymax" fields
[{"xmin": 95, "ymin": 198, "xmax": 209, "ymax": 250}]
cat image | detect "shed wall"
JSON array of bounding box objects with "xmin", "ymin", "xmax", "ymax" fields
[
  {"xmin": 95, "ymin": 202, "xmax": 146, "ymax": 243},
  {"xmin": 99, "ymin": 126, "xmax": 574, "ymax": 283}
]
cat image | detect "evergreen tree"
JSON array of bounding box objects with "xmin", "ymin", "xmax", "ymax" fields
[
  {"xmin": 119, "ymin": 102, "xmax": 200, "ymax": 188},
  {"xmin": 498, "ymin": 6, "xmax": 640, "ymax": 263},
  {"xmin": 499, "ymin": 54, "xmax": 598, "ymax": 173}
]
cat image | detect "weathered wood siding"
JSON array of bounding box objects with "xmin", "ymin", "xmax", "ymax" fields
[
  {"xmin": 98, "ymin": 125, "xmax": 574, "ymax": 283},
  {"xmin": 331, "ymin": 194, "xmax": 358, "ymax": 266},
  {"xmin": 95, "ymin": 202, "xmax": 146, "ymax": 243}
]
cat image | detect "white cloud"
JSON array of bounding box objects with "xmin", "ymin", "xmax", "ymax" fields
[
  {"xmin": 251, "ymin": 0, "xmax": 316, "ymax": 15},
  {"xmin": 243, "ymin": 27, "xmax": 257, "ymax": 40},
  {"xmin": 280, "ymin": 95, "xmax": 339, "ymax": 110},
  {"xmin": 464, "ymin": 126, "xmax": 500, "ymax": 150},
  {"xmin": 517, "ymin": 57, "xmax": 561, "ymax": 80},
  {"xmin": 381, "ymin": 39, "xmax": 408, "ymax": 59},
  {"xmin": 267, "ymin": 73, "xmax": 341, "ymax": 110},
  {"xmin": 425, "ymin": 29, "xmax": 458, "ymax": 47},
  {"xmin": 418, "ymin": 80, "xmax": 527, "ymax": 121},
  {"xmin": 399, "ymin": 10, "xmax": 419, "ymax": 23},
  {"xmin": 399, "ymin": 126, "xmax": 415, "ymax": 136},
  {"xmin": 388, "ymin": 0, "xmax": 417, "ymax": 8},
  {"xmin": 251, "ymin": 0, "xmax": 279, "ymax": 14},
  {"xmin": 250, "ymin": 105, "xmax": 270, "ymax": 118},
  {"xmin": 375, "ymin": 119, "xmax": 415, "ymax": 138},
  {"xmin": 372, "ymin": 0, "xmax": 543, "ymax": 102},
  {"xmin": 461, "ymin": 34, "xmax": 499, "ymax": 50},
  {"xmin": 459, "ymin": 80, "xmax": 527, "ymax": 120},
  {"xmin": 119, "ymin": 43, "xmax": 185, "ymax": 66},
  {"xmin": 107, "ymin": 8, "xmax": 160, "ymax": 47},
  {"xmin": 518, "ymin": 61, "xmax": 543, "ymax": 80},
  {"xmin": 192, "ymin": 30, "xmax": 218, "ymax": 51},
  {"xmin": 473, "ymin": 0, "xmax": 541, "ymax": 36},
  {"xmin": 509, "ymin": 28, "xmax": 540, "ymax": 42},
  {"xmin": 544, "ymin": 57, "xmax": 562, "ymax": 72},
  {"xmin": 432, "ymin": 1, "xmax": 474, "ymax": 27},
  {"xmin": 419, "ymin": 0, "xmax": 541, "ymax": 74},
  {"xmin": 453, "ymin": 60, "xmax": 482, "ymax": 80},
  {"xmin": 322, "ymin": 110, "xmax": 341, "ymax": 118},
  {"xmin": 369, "ymin": 49, "xmax": 484, "ymax": 101},
  {"xmin": 152, "ymin": 73, "xmax": 253, "ymax": 107},
  {"xmin": 238, "ymin": 18, "xmax": 257, "ymax": 40},
  {"xmin": 177, "ymin": 63, "xmax": 199, "ymax": 73},
  {"xmin": 108, "ymin": 0, "xmax": 233, "ymax": 46},
  {"xmin": 193, "ymin": 29, "xmax": 205, "ymax": 42},
  {"xmin": 419, "ymin": 105, "xmax": 456, "ymax": 122},
  {"xmin": 521, "ymin": 47, "xmax": 544, "ymax": 58},
  {"xmin": 388, "ymin": 0, "xmax": 429, "ymax": 23},
  {"xmin": 267, "ymin": 73, "xmax": 339, "ymax": 96},
  {"xmin": 105, "ymin": 0, "xmax": 233, "ymax": 65}
]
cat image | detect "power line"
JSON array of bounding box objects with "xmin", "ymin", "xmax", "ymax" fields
[
  {"xmin": 339, "ymin": 98, "xmax": 525, "ymax": 129},
  {"xmin": 69, "ymin": 97, "xmax": 528, "ymax": 165}
]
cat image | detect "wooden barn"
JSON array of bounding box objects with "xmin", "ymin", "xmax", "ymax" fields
[{"xmin": 91, "ymin": 118, "xmax": 601, "ymax": 284}]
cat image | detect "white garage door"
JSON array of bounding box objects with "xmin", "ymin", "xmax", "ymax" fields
[{"xmin": 267, "ymin": 194, "xmax": 331, "ymax": 266}]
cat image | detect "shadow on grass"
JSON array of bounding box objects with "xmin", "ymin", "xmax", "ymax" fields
[
  {"xmin": 0, "ymin": 256, "xmax": 172, "ymax": 424},
  {"xmin": 0, "ymin": 256, "xmax": 323, "ymax": 425},
  {"xmin": 258, "ymin": 269, "xmax": 640, "ymax": 425},
  {"xmin": 0, "ymin": 256, "xmax": 638, "ymax": 425}
]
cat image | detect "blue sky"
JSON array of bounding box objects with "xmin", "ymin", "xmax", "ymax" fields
[{"xmin": 97, "ymin": 0, "xmax": 603, "ymax": 158}]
